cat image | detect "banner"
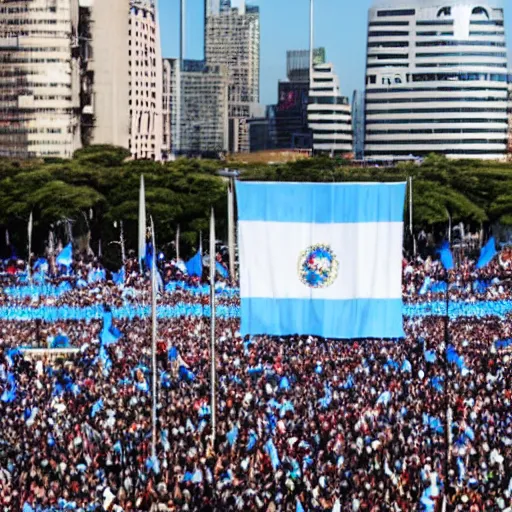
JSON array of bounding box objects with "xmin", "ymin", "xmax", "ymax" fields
[{"xmin": 236, "ymin": 182, "xmax": 406, "ymax": 338}]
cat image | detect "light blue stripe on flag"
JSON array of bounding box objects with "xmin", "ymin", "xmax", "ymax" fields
[
  {"xmin": 236, "ymin": 181, "xmax": 406, "ymax": 223},
  {"xmin": 241, "ymin": 298, "xmax": 404, "ymax": 339}
]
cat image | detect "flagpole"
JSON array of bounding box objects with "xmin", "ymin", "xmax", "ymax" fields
[
  {"xmin": 27, "ymin": 211, "xmax": 33, "ymax": 282},
  {"xmin": 175, "ymin": 224, "xmax": 180, "ymax": 261},
  {"xmin": 227, "ymin": 178, "xmax": 236, "ymax": 281},
  {"xmin": 444, "ymin": 257, "xmax": 452, "ymax": 510},
  {"xmin": 120, "ymin": 220, "xmax": 126, "ymax": 264},
  {"xmin": 138, "ymin": 175, "xmax": 147, "ymax": 273},
  {"xmin": 409, "ymin": 176, "xmax": 416, "ymax": 257},
  {"xmin": 209, "ymin": 209, "xmax": 216, "ymax": 445},
  {"xmin": 150, "ymin": 216, "xmax": 158, "ymax": 461}
]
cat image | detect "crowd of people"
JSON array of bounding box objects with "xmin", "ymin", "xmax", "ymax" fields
[{"xmin": 0, "ymin": 252, "xmax": 512, "ymax": 511}]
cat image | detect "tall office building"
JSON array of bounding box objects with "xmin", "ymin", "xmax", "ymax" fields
[
  {"xmin": 0, "ymin": 0, "xmax": 164, "ymax": 160},
  {"xmin": 273, "ymin": 49, "xmax": 325, "ymax": 150},
  {"xmin": 205, "ymin": 0, "xmax": 260, "ymax": 153},
  {"xmin": 0, "ymin": 0, "xmax": 81, "ymax": 159},
  {"xmin": 308, "ymin": 62, "xmax": 353, "ymax": 156},
  {"xmin": 163, "ymin": 58, "xmax": 229, "ymax": 155},
  {"xmin": 364, "ymin": 0, "xmax": 509, "ymax": 160},
  {"xmin": 129, "ymin": 0, "xmax": 163, "ymax": 160},
  {"xmin": 352, "ymin": 90, "xmax": 366, "ymax": 159},
  {"xmin": 84, "ymin": 0, "xmax": 130, "ymax": 149}
]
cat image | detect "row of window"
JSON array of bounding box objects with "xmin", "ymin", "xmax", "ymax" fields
[
  {"xmin": 411, "ymin": 72, "xmax": 509, "ymax": 82},
  {"xmin": 308, "ymin": 110, "xmax": 352, "ymax": 116},
  {"xmin": 308, "ymin": 96, "xmax": 349, "ymax": 105},
  {"xmin": 369, "ymin": 21, "xmax": 409, "ymax": 27},
  {"xmin": 0, "ymin": 82, "xmax": 70, "ymax": 89},
  {"xmin": 366, "ymin": 107, "xmax": 506, "ymax": 114},
  {"xmin": 368, "ymin": 41, "xmax": 409, "ymax": 48},
  {"xmin": 0, "ymin": 58, "xmax": 68, "ymax": 64},
  {"xmin": 310, "ymin": 130, "xmax": 352, "ymax": 135},
  {"xmin": 308, "ymin": 119, "xmax": 352, "ymax": 125},
  {"xmin": 0, "ymin": 128, "xmax": 64, "ymax": 135},
  {"xmin": 368, "ymin": 54, "xmax": 408, "ymax": 60},
  {"xmin": 0, "ymin": 46, "xmax": 68, "ymax": 52},
  {"xmin": 366, "ymin": 128, "xmax": 507, "ymax": 135},
  {"xmin": 416, "ymin": 40, "xmax": 505, "ymax": 47},
  {"xmin": 377, "ymin": 9, "xmax": 415, "ymax": 17},
  {"xmin": 313, "ymin": 139, "xmax": 352, "ymax": 145},
  {"xmin": 416, "ymin": 31, "xmax": 453, "ymax": 36},
  {"xmin": 366, "ymin": 86, "xmax": 507, "ymax": 94},
  {"xmin": 416, "ymin": 52, "xmax": 507, "ymax": 58},
  {"xmin": 366, "ymin": 139, "xmax": 507, "ymax": 145},
  {"xmin": 365, "ymin": 118, "xmax": 507, "ymax": 125},
  {"xmin": 366, "ymin": 96, "xmax": 505, "ymax": 104},
  {"xmin": 375, "ymin": 10, "xmax": 503, "ymax": 22},
  {"xmin": 365, "ymin": 149, "xmax": 505, "ymax": 156},
  {"xmin": 366, "ymin": 73, "xmax": 511, "ymax": 85},
  {"xmin": 416, "ymin": 63, "xmax": 507, "ymax": 69}
]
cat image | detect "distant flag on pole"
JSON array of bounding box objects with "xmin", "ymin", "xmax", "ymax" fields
[
  {"xmin": 56, "ymin": 243, "xmax": 72, "ymax": 267},
  {"xmin": 138, "ymin": 175, "xmax": 147, "ymax": 269},
  {"xmin": 438, "ymin": 240, "xmax": 454, "ymax": 270},
  {"xmin": 216, "ymin": 260, "xmax": 229, "ymax": 278},
  {"xmin": 477, "ymin": 236, "xmax": 497, "ymax": 269},
  {"xmin": 27, "ymin": 211, "xmax": 33, "ymax": 257}
]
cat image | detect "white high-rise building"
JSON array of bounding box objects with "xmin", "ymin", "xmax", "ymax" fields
[
  {"xmin": 364, "ymin": 0, "xmax": 509, "ymax": 160},
  {"xmin": 0, "ymin": 0, "xmax": 81, "ymax": 159},
  {"xmin": 129, "ymin": 0, "xmax": 163, "ymax": 160},
  {"xmin": 308, "ymin": 63, "xmax": 353, "ymax": 156}
]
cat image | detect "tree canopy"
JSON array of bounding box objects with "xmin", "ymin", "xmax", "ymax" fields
[{"xmin": 0, "ymin": 146, "xmax": 511, "ymax": 266}]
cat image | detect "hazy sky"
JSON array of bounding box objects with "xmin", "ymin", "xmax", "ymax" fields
[{"xmin": 159, "ymin": 0, "xmax": 512, "ymax": 106}]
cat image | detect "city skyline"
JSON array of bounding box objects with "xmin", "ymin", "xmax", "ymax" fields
[{"xmin": 159, "ymin": 0, "xmax": 512, "ymax": 107}]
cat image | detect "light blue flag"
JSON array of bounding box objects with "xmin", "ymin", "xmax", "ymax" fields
[
  {"xmin": 236, "ymin": 182, "xmax": 406, "ymax": 339},
  {"xmin": 377, "ymin": 390, "xmax": 391, "ymax": 406},
  {"xmin": 419, "ymin": 276, "xmax": 431, "ymax": 296},
  {"xmin": 112, "ymin": 267, "xmax": 125, "ymax": 285},
  {"xmin": 424, "ymin": 350, "xmax": 437, "ymax": 363},
  {"xmin": 265, "ymin": 439, "xmax": 280, "ymax": 470},
  {"xmin": 186, "ymin": 251, "xmax": 203, "ymax": 277},
  {"xmin": 438, "ymin": 241, "xmax": 454, "ymax": 270},
  {"xmin": 226, "ymin": 426, "xmax": 239, "ymax": 446},
  {"xmin": 279, "ymin": 376, "xmax": 290, "ymax": 390},
  {"xmin": 401, "ymin": 359, "xmax": 412, "ymax": 373},
  {"xmin": 56, "ymin": 243, "xmax": 72, "ymax": 267},
  {"xmin": 100, "ymin": 310, "xmax": 122, "ymax": 346},
  {"xmin": 296, "ymin": 499, "xmax": 305, "ymax": 512},
  {"xmin": 91, "ymin": 398, "xmax": 103, "ymax": 418},
  {"xmin": 477, "ymin": 237, "xmax": 497, "ymax": 269},
  {"xmin": 216, "ymin": 261, "xmax": 229, "ymax": 278}
]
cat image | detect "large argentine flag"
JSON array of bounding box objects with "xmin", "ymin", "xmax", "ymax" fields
[{"xmin": 236, "ymin": 181, "xmax": 406, "ymax": 339}]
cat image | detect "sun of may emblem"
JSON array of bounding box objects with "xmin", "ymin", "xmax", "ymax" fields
[{"xmin": 298, "ymin": 244, "xmax": 339, "ymax": 289}]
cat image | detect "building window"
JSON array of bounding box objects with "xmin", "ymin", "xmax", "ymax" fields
[
  {"xmin": 377, "ymin": 9, "xmax": 415, "ymax": 17},
  {"xmin": 437, "ymin": 7, "xmax": 451, "ymax": 17},
  {"xmin": 472, "ymin": 7, "xmax": 489, "ymax": 18}
]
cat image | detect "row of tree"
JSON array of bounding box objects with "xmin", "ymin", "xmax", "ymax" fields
[{"xmin": 0, "ymin": 146, "xmax": 511, "ymax": 267}]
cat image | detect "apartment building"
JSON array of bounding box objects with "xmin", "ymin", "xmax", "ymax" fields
[
  {"xmin": 364, "ymin": 0, "xmax": 509, "ymax": 160},
  {"xmin": 0, "ymin": 0, "xmax": 81, "ymax": 158}
]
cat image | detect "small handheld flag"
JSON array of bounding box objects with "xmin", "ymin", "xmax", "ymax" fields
[
  {"xmin": 56, "ymin": 243, "xmax": 72, "ymax": 267},
  {"xmin": 438, "ymin": 241, "xmax": 454, "ymax": 270},
  {"xmin": 477, "ymin": 237, "xmax": 497, "ymax": 269}
]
